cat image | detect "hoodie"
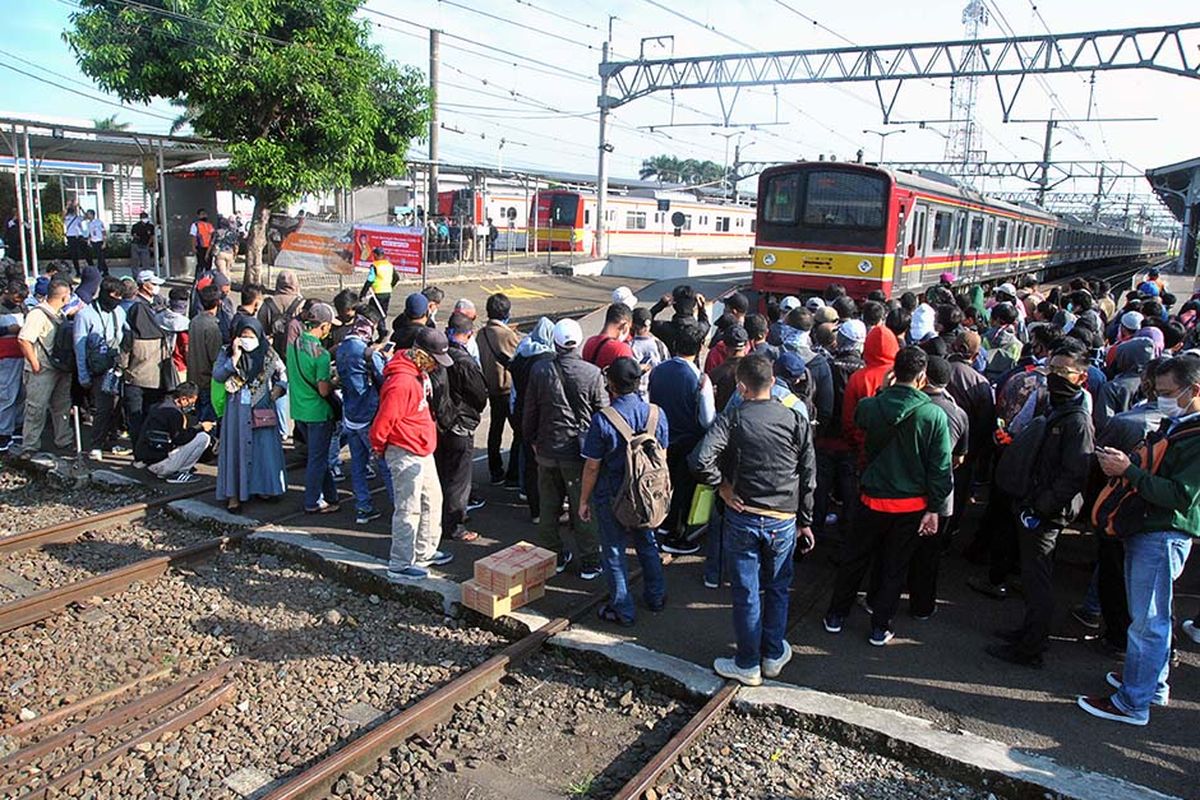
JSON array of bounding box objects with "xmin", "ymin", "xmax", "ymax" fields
[
  {"xmin": 856, "ymin": 384, "xmax": 953, "ymax": 512},
  {"xmin": 1095, "ymin": 337, "xmax": 1154, "ymax": 432},
  {"xmin": 841, "ymin": 325, "xmax": 899, "ymax": 456},
  {"xmin": 369, "ymin": 351, "xmax": 437, "ymax": 457}
]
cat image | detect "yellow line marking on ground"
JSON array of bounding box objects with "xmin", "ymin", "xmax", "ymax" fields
[{"xmin": 480, "ymin": 284, "xmax": 555, "ymax": 299}]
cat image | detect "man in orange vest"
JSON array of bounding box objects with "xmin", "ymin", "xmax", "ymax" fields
[{"xmin": 189, "ymin": 208, "xmax": 215, "ymax": 276}]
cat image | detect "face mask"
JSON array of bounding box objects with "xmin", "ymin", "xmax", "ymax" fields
[
  {"xmin": 238, "ymin": 336, "xmax": 260, "ymax": 352},
  {"xmin": 98, "ymin": 293, "xmax": 120, "ymax": 312},
  {"xmin": 1158, "ymin": 389, "xmax": 1193, "ymax": 418},
  {"xmin": 1046, "ymin": 373, "xmax": 1080, "ymax": 405},
  {"xmin": 148, "ymin": 284, "xmax": 161, "ymax": 296}
]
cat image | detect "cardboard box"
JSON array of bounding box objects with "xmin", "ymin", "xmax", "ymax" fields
[
  {"xmin": 472, "ymin": 541, "xmax": 556, "ymax": 595},
  {"xmin": 460, "ymin": 579, "xmax": 546, "ymax": 619}
]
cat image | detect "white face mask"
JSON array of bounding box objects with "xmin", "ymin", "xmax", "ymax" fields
[
  {"xmin": 238, "ymin": 336, "xmax": 260, "ymax": 352},
  {"xmin": 1158, "ymin": 388, "xmax": 1193, "ymax": 418},
  {"xmin": 148, "ymin": 284, "xmax": 161, "ymax": 296}
]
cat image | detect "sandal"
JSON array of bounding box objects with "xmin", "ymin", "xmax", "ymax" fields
[
  {"xmin": 597, "ymin": 604, "xmax": 634, "ymax": 627},
  {"xmin": 451, "ymin": 529, "xmax": 480, "ymax": 542},
  {"xmin": 306, "ymin": 503, "xmax": 341, "ymax": 515},
  {"xmin": 226, "ymin": 500, "xmax": 242, "ymax": 514}
]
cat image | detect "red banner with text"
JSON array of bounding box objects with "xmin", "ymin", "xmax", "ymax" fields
[{"xmin": 352, "ymin": 224, "xmax": 424, "ymax": 276}]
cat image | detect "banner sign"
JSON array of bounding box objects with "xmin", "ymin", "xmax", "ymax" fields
[
  {"xmin": 351, "ymin": 224, "xmax": 424, "ymax": 275},
  {"xmin": 268, "ymin": 217, "xmax": 355, "ymax": 275}
]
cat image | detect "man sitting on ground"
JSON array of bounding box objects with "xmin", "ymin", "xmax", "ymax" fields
[{"xmin": 134, "ymin": 382, "xmax": 214, "ymax": 483}]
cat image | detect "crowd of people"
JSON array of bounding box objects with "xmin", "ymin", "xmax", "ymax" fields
[{"xmin": 0, "ymin": 252, "xmax": 1197, "ymax": 728}]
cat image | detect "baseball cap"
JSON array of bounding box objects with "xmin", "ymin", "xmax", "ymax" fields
[
  {"xmin": 553, "ymin": 318, "xmax": 583, "ymax": 349},
  {"xmin": 307, "ymin": 302, "xmax": 339, "ymax": 326},
  {"xmin": 605, "ymin": 356, "xmax": 642, "ymax": 393},
  {"xmin": 995, "ymin": 282, "xmax": 1017, "ymax": 298},
  {"xmin": 414, "ymin": 327, "xmax": 454, "ymax": 366},
  {"xmin": 805, "ymin": 297, "xmax": 826, "ymax": 312},
  {"xmin": 774, "ymin": 351, "xmax": 808, "ymax": 382},
  {"xmin": 404, "ymin": 292, "xmax": 429, "ymax": 319},
  {"xmin": 1120, "ymin": 310, "xmax": 1144, "ymax": 330},
  {"xmin": 611, "ymin": 286, "xmax": 637, "ymax": 309},
  {"xmin": 211, "ymin": 271, "xmax": 230, "ymax": 289},
  {"xmin": 779, "ymin": 295, "xmax": 802, "ymax": 313},
  {"xmin": 837, "ymin": 319, "xmax": 867, "ymax": 344},
  {"xmin": 723, "ymin": 324, "xmax": 749, "ymax": 348},
  {"xmin": 136, "ymin": 269, "xmax": 165, "ymax": 285},
  {"xmin": 939, "ymin": 272, "xmax": 956, "ymax": 285},
  {"xmin": 814, "ymin": 306, "xmax": 839, "ymax": 325},
  {"xmin": 33, "ymin": 276, "xmax": 49, "ymax": 296}
]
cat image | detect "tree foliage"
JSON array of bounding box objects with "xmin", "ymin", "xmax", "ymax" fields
[
  {"xmin": 639, "ymin": 155, "xmax": 728, "ymax": 186},
  {"xmin": 65, "ymin": 0, "xmax": 429, "ymax": 280},
  {"xmin": 92, "ymin": 114, "xmax": 130, "ymax": 131}
]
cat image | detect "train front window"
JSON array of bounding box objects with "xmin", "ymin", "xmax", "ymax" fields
[
  {"xmin": 764, "ymin": 172, "xmax": 802, "ymax": 224},
  {"xmin": 548, "ymin": 195, "xmax": 578, "ymax": 226},
  {"xmin": 803, "ymin": 171, "xmax": 886, "ymax": 229}
]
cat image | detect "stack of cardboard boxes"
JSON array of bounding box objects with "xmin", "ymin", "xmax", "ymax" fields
[{"xmin": 461, "ymin": 541, "xmax": 557, "ymax": 619}]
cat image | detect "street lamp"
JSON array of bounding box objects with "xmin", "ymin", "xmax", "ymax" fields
[
  {"xmin": 862, "ymin": 128, "xmax": 906, "ymax": 162},
  {"xmin": 712, "ymin": 130, "xmax": 753, "ymax": 201}
]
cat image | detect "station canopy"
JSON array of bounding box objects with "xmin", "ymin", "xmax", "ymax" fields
[
  {"xmin": 0, "ymin": 116, "xmax": 225, "ymax": 173},
  {"xmin": 1145, "ymin": 156, "xmax": 1200, "ymax": 223}
]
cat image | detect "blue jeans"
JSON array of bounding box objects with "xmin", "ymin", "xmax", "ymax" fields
[
  {"xmin": 346, "ymin": 425, "xmax": 392, "ymax": 512},
  {"xmin": 295, "ymin": 420, "xmax": 337, "ymax": 510},
  {"xmin": 1114, "ymin": 531, "xmax": 1192, "ymax": 718},
  {"xmin": 725, "ymin": 509, "xmax": 796, "ymax": 669},
  {"xmin": 327, "ymin": 419, "xmax": 345, "ymax": 471},
  {"xmin": 704, "ymin": 505, "xmax": 724, "ymax": 586},
  {"xmin": 595, "ymin": 501, "xmax": 665, "ymax": 623}
]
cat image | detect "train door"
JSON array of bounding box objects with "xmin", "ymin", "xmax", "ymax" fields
[{"xmin": 901, "ymin": 203, "xmax": 930, "ymax": 291}]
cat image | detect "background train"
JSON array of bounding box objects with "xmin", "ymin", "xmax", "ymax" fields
[{"xmin": 751, "ymin": 162, "xmax": 1170, "ymax": 300}]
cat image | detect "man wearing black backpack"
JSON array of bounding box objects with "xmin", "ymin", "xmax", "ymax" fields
[
  {"xmin": 74, "ymin": 276, "xmax": 128, "ymax": 459},
  {"xmin": 987, "ymin": 341, "xmax": 1094, "ymax": 667},
  {"xmin": 17, "ymin": 279, "xmax": 75, "ymax": 458},
  {"xmin": 578, "ymin": 357, "xmax": 670, "ymax": 626}
]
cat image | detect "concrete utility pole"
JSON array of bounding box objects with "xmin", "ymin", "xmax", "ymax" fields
[
  {"xmin": 429, "ymin": 29, "xmax": 440, "ymax": 220},
  {"xmin": 1094, "ymin": 164, "xmax": 1106, "ymax": 223},
  {"xmin": 1036, "ymin": 111, "xmax": 1056, "ymax": 207},
  {"xmin": 595, "ymin": 39, "xmax": 612, "ymax": 259}
]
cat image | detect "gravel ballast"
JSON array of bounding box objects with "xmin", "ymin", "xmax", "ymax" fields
[
  {"xmin": 0, "ymin": 550, "xmax": 503, "ymax": 798},
  {"xmin": 0, "ymin": 470, "xmax": 151, "ymax": 538}
]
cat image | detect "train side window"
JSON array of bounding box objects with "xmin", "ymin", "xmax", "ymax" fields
[
  {"xmin": 750, "ymin": 219, "xmax": 756, "ymax": 233},
  {"xmin": 585, "ymin": 210, "xmax": 591, "ymax": 225},
  {"xmin": 626, "ymin": 211, "xmax": 647, "ymax": 230},
  {"xmin": 1034, "ymin": 226, "xmax": 1043, "ymax": 249},
  {"xmin": 995, "ymin": 219, "xmax": 1008, "ymax": 250},
  {"xmin": 985, "ymin": 218, "xmax": 994, "ymax": 250},
  {"xmin": 969, "ymin": 217, "xmax": 985, "ymax": 250},
  {"xmin": 931, "ymin": 210, "xmax": 953, "ymax": 251},
  {"xmin": 716, "ymin": 216, "xmax": 730, "ymax": 232},
  {"xmin": 912, "ymin": 206, "xmax": 927, "ymax": 253}
]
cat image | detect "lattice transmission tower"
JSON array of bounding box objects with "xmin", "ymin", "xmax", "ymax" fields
[{"xmin": 944, "ymin": 0, "xmax": 990, "ymax": 165}]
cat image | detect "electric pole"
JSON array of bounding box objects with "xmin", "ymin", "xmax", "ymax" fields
[
  {"xmin": 595, "ymin": 38, "xmax": 612, "ymax": 259},
  {"xmin": 429, "ymin": 29, "xmax": 440, "ymax": 220},
  {"xmin": 1036, "ymin": 111, "xmax": 1055, "ymax": 207}
]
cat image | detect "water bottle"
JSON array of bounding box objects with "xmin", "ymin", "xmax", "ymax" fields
[{"xmin": 1018, "ymin": 508, "xmax": 1041, "ymax": 530}]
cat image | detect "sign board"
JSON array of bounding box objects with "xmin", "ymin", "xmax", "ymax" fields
[
  {"xmin": 506, "ymin": 207, "xmax": 517, "ymax": 221},
  {"xmin": 268, "ymin": 218, "xmax": 355, "ymax": 275},
  {"xmin": 670, "ymin": 211, "xmax": 686, "ymax": 228},
  {"xmin": 657, "ymin": 199, "xmax": 671, "ymax": 212},
  {"xmin": 351, "ymin": 224, "xmax": 424, "ymax": 275},
  {"xmin": 142, "ymin": 155, "xmax": 158, "ymax": 191}
]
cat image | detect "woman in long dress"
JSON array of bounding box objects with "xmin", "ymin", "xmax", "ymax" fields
[{"xmin": 213, "ymin": 318, "xmax": 287, "ymax": 512}]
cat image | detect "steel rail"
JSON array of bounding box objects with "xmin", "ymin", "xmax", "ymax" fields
[
  {"xmin": 610, "ymin": 682, "xmax": 740, "ymax": 800},
  {"xmin": 0, "ymin": 666, "xmax": 173, "ymax": 741}
]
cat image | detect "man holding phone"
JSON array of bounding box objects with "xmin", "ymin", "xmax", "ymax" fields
[{"xmin": 337, "ymin": 310, "xmax": 394, "ymax": 525}]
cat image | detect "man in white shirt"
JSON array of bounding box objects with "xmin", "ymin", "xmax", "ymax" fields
[
  {"xmin": 64, "ymin": 205, "xmax": 90, "ymax": 273},
  {"xmin": 85, "ymin": 210, "xmax": 107, "ymax": 275}
]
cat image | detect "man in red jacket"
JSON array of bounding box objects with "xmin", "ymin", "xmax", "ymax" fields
[
  {"xmin": 841, "ymin": 325, "xmax": 899, "ymax": 458},
  {"xmin": 371, "ymin": 328, "xmax": 455, "ymax": 581}
]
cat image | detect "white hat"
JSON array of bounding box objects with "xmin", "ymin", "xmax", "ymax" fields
[
  {"xmin": 995, "ymin": 282, "xmax": 1017, "ymax": 298},
  {"xmin": 780, "ymin": 295, "xmax": 802, "ymax": 312},
  {"xmin": 611, "ymin": 286, "xmax": 637, "ymax": 309},
  {"xmin": 553, "ymin": 318, "xmax": 583, "ymax": 349},
  {"xmin": 136, "ymin": 269, "xmax": 165, "ymax": 285},
  {"xmin": 837, "ymin": 319, "xmax": 867, "ymax": 344},
  {"xmin": 910, "ymin": 303, "xmax": 936, "ymax": 342},
  {"xmin": 805, "ymin": 296, "xmax": 826, "ymax": 311},
  {"xmin": 1120, "ymin": 311, "xmax": 1144, "ymax": 331}
]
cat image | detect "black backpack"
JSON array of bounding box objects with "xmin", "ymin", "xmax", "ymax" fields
[{"xmin": 35, "ymin": 307, "xmax": 75, "ymax": 373}]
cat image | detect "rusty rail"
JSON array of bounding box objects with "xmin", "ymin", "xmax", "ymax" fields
[
  {"xmin": 610, "ymin": 682, "xmax": 740, "ymax": 800},
  {"xmin": 0, "ymin": 667, "xmax": 172, "ymax": 741}
]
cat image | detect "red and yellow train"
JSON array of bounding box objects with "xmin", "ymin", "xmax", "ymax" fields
[{"xmin": 751, "ymin": 162, "xmax": 1168, "ymax": 300}]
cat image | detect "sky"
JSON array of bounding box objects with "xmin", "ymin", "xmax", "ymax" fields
[{"xmin": 3, "ymin": 0, "xmax": 1198, "ymax": 214}]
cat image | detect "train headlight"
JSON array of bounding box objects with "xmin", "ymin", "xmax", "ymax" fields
[
  {"xmin": 857, "ymin": 259, "xmax": 873, "ymax": 273},
  {"xmin": 762, "ymin": 252, "xmax": 776, "ymax": 266}
]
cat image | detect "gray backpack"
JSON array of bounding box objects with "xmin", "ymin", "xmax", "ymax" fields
[{"xmin": 601, "ymin": 405, "xmax": 672, "ymax": 530}]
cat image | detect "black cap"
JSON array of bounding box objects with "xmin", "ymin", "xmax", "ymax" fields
[
  {"xmin": 605, "ymin": 356, "xmax": 642, "ymax": 394},
  {"xmin": 414, "ymin": 327, "xmax": 453, "ymax": 366},
  {"xmin": 723, "ymin": 324, "xmax": 749, "ymax": 348}
]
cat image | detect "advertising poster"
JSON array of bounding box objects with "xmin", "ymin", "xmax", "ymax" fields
[
  {"xmin": 268, "ymin": 217, "xmax": 355, "ymax": 275},
  {"xmin": 352, "ymin": 224, "xmax": 425, "ymax": 275}
]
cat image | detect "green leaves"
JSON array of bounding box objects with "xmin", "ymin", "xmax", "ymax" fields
[{"xmin": 65, "ymin": 0, "xmax": 430, "ymax": 207}]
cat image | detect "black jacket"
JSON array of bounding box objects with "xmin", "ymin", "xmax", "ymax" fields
[
  {"xmin": 946, "ymin": 354, "xmax": 995, "ymax": 460},
  {"xmin": 430, "ymin": 342, "xmax": 487, "ymax": 437},
  {"xmin": 523, "ymin": 349, "xmax": 607, "ymax": 462},
  {"xmin": 820, "ymin": 345, "xmax": 865, "ymax": 444},
  {"xmin": 1027, "ymin": 393, "xmax": 1094, "ymax": 524},
  {"xmin": 649, "ymin": 299, "xmax": 709, "ymax": 356},
  {"xmin": 688, "ymin": 397, "xmax": 817, "ymax": 526}
]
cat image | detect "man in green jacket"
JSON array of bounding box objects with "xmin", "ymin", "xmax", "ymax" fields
[
  {"xmin": 823, "ymin": 346, "xmax": 952, "ymax": 646},
  {"xmin": 1079, "ymin": 354, "xmax": 1200, "ymax": 726}
]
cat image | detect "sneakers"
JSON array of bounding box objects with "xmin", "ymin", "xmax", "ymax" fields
[
  {"xmin": 417, "ymin": 550, "xmax": 454, "ymax": 568},
  {"xmin": 0, "ymin": 435, "xmax": 10, "ymax": 453},
  {"xmin": 869, "ymin": 628, "xmax": 894, "ymax": 647},
  {"xmin": 762, "ymin": 641, "xmax": 793, "ymax": 679},
  {"xmin": 579, "ymin": 563, "xmax": 602, "ymax": 581},
  {"xmin": 387, "ymin": 565, "xmax": 429, "ymax": 582},
  {"xmin": 490, "ymin": 474, "xmax": 506, "ymax": 486},
  {"xmin": 330, "ymin": 466, "xmax": 346, "ymax": 483},
  {"xmin": 88, "ymin": 448, "xmax": 103, "ymax": 461},
  {"xmin": 659, "ymin": 536, "xmax": 700, "ymax": 556},
  {"xmin": 466, "ymin": 496, "xmax": 486, "ymax": 512},
  {"xmin": 966, "ymin": 575, "xmax": 1009, "ymax": 599},
  {"xmin": 355, "ymin": 508, "xmax": 382, "ymax": 525},
  {"xmin": 519, "ymin": 492, "xmax": 529, "ymax": 503},
  {"xmin": 713, "ymin": 657, "xmax": 762, "ymax": 687},
  {"xmin": 984, "ymin": 642, "xmax": 1043, "ymax": 668},
  {"xmin": 555, "ymin": 550, "xmax": 573, "ymax": 574},
  {"xmin": 109, "ymin": 444, "xmax": 132, "ymax": 456},
  {"xmin": 1071, "ymin": 605, "xmax": 1102, "ymax": 630},
  {"xmin": 364, "ymin": 464, "xmax": 378, "ymax": 481},
  {"xmin": 1181, "ymin": 619, "xmax": 1200, "ymax": 645},
  {"xmin": 1076, "ymin": 695, "xmax": 1148, "ymax": 726},
  {"xmin": 1106, "ymin": 671, "xmax": 1168, "ymax": 706},
  {"xmin": 857, "ymin": 594, "xmax": 874, "ymax": 616},
  {"xmin": 822, "ymin": 613, "xmax": 844, "ymax": 634},
  {"xmin": 164, "ymin": 470, "xmax": 199, "ymax": 484},
  {"xmin": 703, "ymin": 578, "xmax": 720, "ymax": 589},
  {"xmin": 530, "ymin": 515, "xmax": 540, "ymax": 525}
]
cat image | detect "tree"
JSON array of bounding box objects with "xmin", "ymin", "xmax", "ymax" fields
[
  {"xmin": 92, "ymin": 114, "xmax": 129, "ymax": 131},
  {"xmin": 65, "ymin": 0, "xmax": 429, "ymax": 286},
  {"xmin": 639, "ymin": 154, "xmax": 727, "ymax": 186}
]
